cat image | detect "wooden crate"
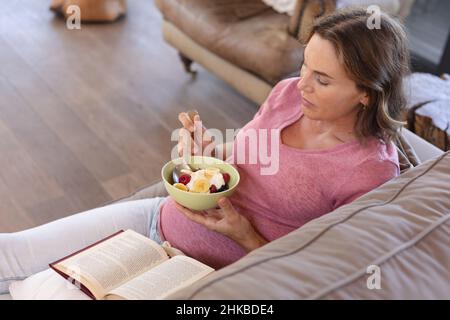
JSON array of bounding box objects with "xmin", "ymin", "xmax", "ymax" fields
[{"xmin": 407, "ymin": 103, "xmax": 450, "ymax": 151}]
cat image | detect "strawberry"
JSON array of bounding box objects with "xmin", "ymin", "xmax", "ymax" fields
[
  {"xmin": 209, "ymin": 185, "xmax": 218, "ymax": 193},
  {"xmin": 179, "ymin": 174, "xmax": 191, "ymax": 185},
  {"xmin": 222, "ymin": 173, "xmax": 230, "ymax": 184}
]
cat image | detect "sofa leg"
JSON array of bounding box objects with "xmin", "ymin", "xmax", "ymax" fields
[{"xmin": 178, "ymin": 52, "xmax": 197, "ymax": 76}]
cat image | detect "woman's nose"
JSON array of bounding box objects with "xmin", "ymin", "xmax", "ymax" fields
[{"xmin": 297, "ymin": 76, "xmax": 313, "ymax": 93}]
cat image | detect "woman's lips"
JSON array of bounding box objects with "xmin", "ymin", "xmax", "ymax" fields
[{"xmin": 302, "ymin": 96, "xmax": 315, "ymax": 108}]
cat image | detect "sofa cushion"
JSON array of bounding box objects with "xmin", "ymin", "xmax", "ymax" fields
[
  {"xmin": 155, "ymin": 0, "xmax": 303, "ymax": 84},
  {"xmin": 9, "ymin": 269, "xmax": 91, "ymax": 300},
  {"xmin": 167, "ymin": 152, "xmax": 450, "ymax": 299},
  {"xmin": 395, "ymin": 129, "xmax": 422, "ymax": 174}
]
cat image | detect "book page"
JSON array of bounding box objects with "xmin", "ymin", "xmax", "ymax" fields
[
  {"xmin": 54, "ymin": 230, "xmax": 169, "ymax": 299},
  {"xmin": 105, "ymin": 256, "xmax": 214, "ymax": 300}
]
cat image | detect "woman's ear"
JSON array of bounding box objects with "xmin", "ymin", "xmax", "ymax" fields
[{"xmin": 360, "ymin": 92, "xmax": 369, "ymax": 107}]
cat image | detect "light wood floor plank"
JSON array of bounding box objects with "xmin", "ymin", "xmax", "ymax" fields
[
  {"xmin": 0, "ymin": 116, "xmax": 63, "ymax": 209},
  {"xmin": 0, "ymin": 0, "xmax": 257, "ymax": 232},
  {"xmin": 0, "ymin": 75, "xmax": 113, "ymax": 219},
  {"xmin": 0, "ymin": 37, "xmax": 131, "ymax": 184},
  {"xmin": 0, "ymin": 175, "xmax": 34, "ymax": 233}
]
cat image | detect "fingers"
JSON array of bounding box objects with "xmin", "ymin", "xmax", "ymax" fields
[
  {"xmin": 175, "ymin": 202, "xmax": 204, "ymax": 221},
  {"xmin": 187, "ymin": 110, "xmax": 199, "ymax": 121},
  {"xmin": 179, "ymin": 140, "xmax": 212, "ymax": 157},
  {"xmin": 178, "ymin": 128, "xmax": 194, "ymax": 157},
  {"xmin": 205, "ymin": 198, "xmax": 236, "ymax": 219},
  {"xmin": 178, "ymin": 112, "xmax": 194, "ymax": 132},
  {"xmin": 217, "ymin": 197, "xmax": 239, "ymax": 221},
  {"xmin": 179, "ymin": 112, "xmax": 211, "ymax": 156},
  {"xmin": 193, "ymin": 115, "xmax": 213, "ymax": 141},
  {"xmin": 174, "ymin": 202, "xmax": 219, "ymax": 230},
  {"xmin": 178, "ymin": 112, "xmax": 204, "ymax": 131},
  {"xmin": 193, "ymin": 116, "xmax": 206, "ymax": 154},
  {"xmin": 175, "ymin": 202, "xmax": 207, "ymax": 225},
  {"xmin": 204, "ymin": 208, "xmax": 224, "ymax": 219},
  {"xmin": 218, "ymin": 197, "xmax": 234, "ymax": 212},
  {"xmin": 178, "ymin": 136, "xmax": 201, "ymax": 157}
]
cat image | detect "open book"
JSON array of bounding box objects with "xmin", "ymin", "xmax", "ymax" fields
[{"xmin": 49, "ymin": 229, "xmax": 214, "ymax": 300}]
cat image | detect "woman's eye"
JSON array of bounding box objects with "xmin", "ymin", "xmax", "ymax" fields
[{"xmin": 317, "ymin": 77, "xmax": 329, "ymax": 86}]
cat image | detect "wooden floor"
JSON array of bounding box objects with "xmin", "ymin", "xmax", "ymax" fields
[{"xmin": 0, "ymin": 0, "xmax": 257, "ymax": 232}]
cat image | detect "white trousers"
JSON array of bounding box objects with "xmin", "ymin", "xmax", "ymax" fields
[{"xmin": 0, "ymin": 197, "xmax": 168, "ymax": 294}]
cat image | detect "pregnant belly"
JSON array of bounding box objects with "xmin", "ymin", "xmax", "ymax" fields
[{"xmin": 159, "ymin": 198, "xmax": 247, "ymax": 269}]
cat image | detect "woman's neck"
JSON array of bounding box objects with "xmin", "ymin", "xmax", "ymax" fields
[{"xmin": 307, "ymin": 113, "xmax": 358, "ymax": 143}]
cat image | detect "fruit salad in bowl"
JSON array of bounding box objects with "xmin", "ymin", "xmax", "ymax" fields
[
  {"xmin": 161, "ymin": 156, "xmax": 240, "ymax": 211},
  {"xmin": 173, "ymin": 167, "xmax": 231, "ymax": 194}
]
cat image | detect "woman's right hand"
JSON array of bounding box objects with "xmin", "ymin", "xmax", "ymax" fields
[{"xmin": 177, "ymin": 111, "xmax": 215, "ymax": 157}]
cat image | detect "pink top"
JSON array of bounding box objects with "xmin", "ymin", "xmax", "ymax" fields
[{"xmin": 159, "ymin": 78, "xmax": 399, "ymax": 269}]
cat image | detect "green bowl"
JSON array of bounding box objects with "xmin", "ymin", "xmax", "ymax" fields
[{"xmin": 161, "ymin": 156, "xmax": 240, "ymax": 211}]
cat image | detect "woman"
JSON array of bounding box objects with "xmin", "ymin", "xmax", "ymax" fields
[
  {"xmin": 164, "ymin": 8, "xmax": 409, "ymax": 268},
  {"xmin": 0, "ymin": 9, "xmax": 410, "ymax": 292}
]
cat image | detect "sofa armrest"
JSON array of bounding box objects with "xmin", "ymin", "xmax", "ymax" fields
[
  {"xmin": 402, "ymin": 128, "xmax": 444, "ymax": 163},
  {"xmin": 288, "ymin": 0, "xmax": 337, "ymax": 42},
  {"xmin": 288, "ymin": 0, "xmax": 305, "ymax": 36}
]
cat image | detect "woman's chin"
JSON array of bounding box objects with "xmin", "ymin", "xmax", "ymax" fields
[{"xmin": 301, "ymin": 104, "xmax": 319, "ymax": 119}]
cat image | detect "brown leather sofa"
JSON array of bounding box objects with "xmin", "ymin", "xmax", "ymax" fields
[
  {"xmin": 154, "ymin": 0, "xmax": 336, "ymax": 105},
  {"xmin": 154, "ymin": 0, "xmax": 415, "ymax": 105},
  {"xmin": 50, "ymin": 0, "xmax": 127, "ymax": 22}
]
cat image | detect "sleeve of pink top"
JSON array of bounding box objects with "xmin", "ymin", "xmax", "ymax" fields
[{"xmin": 331, "ymin": 158, "xmax": 400, "ymax": 209}]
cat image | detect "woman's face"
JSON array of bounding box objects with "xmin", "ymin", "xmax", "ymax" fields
[{"xmin": 297, "ymin": 34, "xmax": 368, "ymax": 123}]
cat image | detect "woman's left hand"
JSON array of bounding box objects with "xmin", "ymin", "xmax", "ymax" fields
[{"xmin": 174, "ymin": 197, "xmax": 268, "ymax": 252}]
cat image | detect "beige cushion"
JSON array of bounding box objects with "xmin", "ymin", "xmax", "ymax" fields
[
  {"xmin": 395, "ymin": 129, "xmax": 422, "ymax": 174},
  {"xmin": 9, "ymin": 269, "xmax": 91, "ymax": 300},
  {"xmin": 155, "ymin": 0, "xmax": 303, "ymax": 84},
  {"xmin": 167, "ymin": 152, "xmax": 450, "ymax": 299}
]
